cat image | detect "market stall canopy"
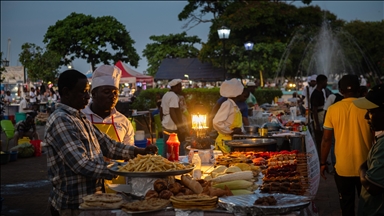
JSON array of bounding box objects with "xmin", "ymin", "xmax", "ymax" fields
[
  {"xmin": 155, "ymin": 58, "xmax": 226, "ymax": 81},
  {"xmin": 115, "ymin": 61, "xmax": 153, "ymax": 84}
]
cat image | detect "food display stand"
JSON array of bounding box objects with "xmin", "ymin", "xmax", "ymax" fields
[{"xmin": 78, "ymin": 108, "xmax": 320, "ymax": 215}]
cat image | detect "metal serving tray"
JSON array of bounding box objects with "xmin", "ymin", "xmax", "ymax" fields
[
  {"xmin": 107, "ymin": 162, "xmax": 194, "ymax": 177},
  {"xmin": 224, "ymin": 138, "xmax": 277, "ymax": 147},
  {"xmin": 219, "ymin": 193, "xmax": 311, "ymax": 215}
]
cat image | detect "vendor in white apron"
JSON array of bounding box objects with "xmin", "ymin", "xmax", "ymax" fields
[
  {"xmin": 213, "ymin": 78, "xmax": 245, "ymax": 153},
  {"xmin": 82, "ymin": 65, "xmax": 135, "ymax": 193}
]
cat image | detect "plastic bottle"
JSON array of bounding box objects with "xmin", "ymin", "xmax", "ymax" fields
[
  {"xmin": 166, "ymin": 133, "xmax": 180, "ymax": 161},
  {"xmin": 192, "ymin": 150, "xmax": 202, "ymax": 179}
]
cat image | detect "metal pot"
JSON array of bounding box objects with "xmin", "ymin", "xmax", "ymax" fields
[{"xmin": 244, "ymin": 125, "xmax": 259, "ymax": 134}]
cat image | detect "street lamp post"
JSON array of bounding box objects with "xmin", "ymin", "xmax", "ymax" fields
[
  {"xmin": 244, "ymin": 41, "xmax": 254, "ymax": 76},
  {"xmin": 2, "ymin": 59, "xmax": 9, "ymax": 67},
  {"xmin": 217, "ymin": 26, "xmax": 231, "ymax": 77}
]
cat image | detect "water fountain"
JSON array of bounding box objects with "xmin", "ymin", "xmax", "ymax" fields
[{"xmin": 276, "ymin": 19, "xmax": 381, "ymax": 87}]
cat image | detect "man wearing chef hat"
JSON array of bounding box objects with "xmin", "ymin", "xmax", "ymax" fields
[
  {"xmin": 83, "ymin": 65, "xmax": 135, "ymax": 145},
  {"xmin": 213, "ymin": 78, "xmax": 245, "ymax": 153},
  {"xmin": 82, "ymin": 65, "xmax": 135, "ymax": 193}
]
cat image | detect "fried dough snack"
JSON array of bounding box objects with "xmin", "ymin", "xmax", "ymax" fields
[{"xmin": 121, "ymin": 198, "xmax": 170, "ymax": 212}]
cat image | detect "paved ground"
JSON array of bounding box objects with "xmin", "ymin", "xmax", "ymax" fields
[{"xmin": 1, "ymin": 125, "xmax": 344, "ymax": 216}]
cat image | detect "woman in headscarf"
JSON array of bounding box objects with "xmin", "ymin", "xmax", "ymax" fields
[{"xmin": 212, "ymin": 78, "xmax": 245, "ymax": 153}]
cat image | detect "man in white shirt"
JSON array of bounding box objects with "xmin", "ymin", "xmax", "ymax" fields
[
  {"xmin": 29, "ymin": 87, "xmax": 37, "ymax": 104},
  {"xmin": 360, "ymin": 75, "xmax": 367, "ymax": 86},
  {"xmin": 3, "ymin": 91, "xmax": 12, "ymax": 103},
  {"xmin": 19, "ymin": 96, "xmax": 33, "ymax": 113},
  {"xmin": 161, "ymin": 79, "xmax": 188, "ymax": 156}
]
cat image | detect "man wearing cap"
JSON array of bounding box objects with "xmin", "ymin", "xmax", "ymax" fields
[
  {"xmin": 320, "ymin": 74, "xmax": 373, "ymax": 216},
  {"xmin": 82, "ymin": 65, "xmax": 136, "ymax": 193},
  {"xmin": 161, "ymin": 79, "xmax": 188, "ymax": 156},
  {"xmin": 45, "ymin": 69, "xmax": 157, "ymax": 215},
  {"xmin": 213, "ymin": 78, "xmax": 245, "ymax": 153},
  {"xmin": 353, "ymin": 84, "xmax": 384, "ymax": 216},
  {"xmin": 246, "ymin": 81, "xmax": 258, "ymax": 109}
]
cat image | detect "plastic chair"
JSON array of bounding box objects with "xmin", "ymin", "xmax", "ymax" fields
[
  {"xmin": 1, "ymin": 120, "xmax": 15, "ymax": 151},
  {"xmin": 153, "ymin": 114, "xmax": 162, "ymax": 138}
]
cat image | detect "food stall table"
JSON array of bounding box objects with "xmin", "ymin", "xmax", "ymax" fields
[{"xmin": 79, "ymin": 208, "xmax": 234, "ymax": 216}]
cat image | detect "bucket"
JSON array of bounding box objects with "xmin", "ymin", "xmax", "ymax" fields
[
  {"xmin": 30, "ymin": 140, "xmax": 42, "ymax": 157},
  {"xmin": 15, "ymin": 112, "xmax": 26, "ymax": 124},
  {"xmin": 155, "ymin": 138, "xmax": 164, "ymax": 157},
  {"xmin": 9, "ymin": 151, "xmax": 18, "ymax": 162},
  {"xmin": 135, "ymin": 130, "xmax": 145, "ymax": 141},
  {"xmin": 9, "ymin": 115, "xmax": 15, "ymax": 124},
  {"xmin": 134, "ymin": 139, "xmax": 147, "ymax": 148}
]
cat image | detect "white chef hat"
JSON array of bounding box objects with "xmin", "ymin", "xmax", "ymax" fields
[
  {"xmin": 91, "ymin": 65, "xmax": 121, "ymax": 90},
  {"xmin": 310, "ymin": 75, "xmax": 317, "ymax": 81},
  {"xmin": 220, "ymin": 78, "xmax": 244, "ymax": 98},
  {"xmin": 168, "ymin": 79, "xmax": 182, "ymax": 87}
]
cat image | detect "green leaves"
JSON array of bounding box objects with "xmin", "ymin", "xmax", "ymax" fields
[
  {"xmin": 142, "ymin": 32, "xmax": 201, "ymax": 76},
  {"xmin": 0, "ymin": 52, "xmax": 6, "ymax": 83},
  {"xmin": 18, "ymin": 43, "xmax": 61, "ymax": 82},
  {"xmin": 43, "ymin": 12, "xmax": 140, "ymax": 71}
]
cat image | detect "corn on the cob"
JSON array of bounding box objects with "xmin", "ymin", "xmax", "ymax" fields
[
  {"xmin": 213, "ymin": 180, "xmax": 253, "ymax": 190},
  {"xmin": 231, "ymin": 189, "xmax": 254, "ymax": 196},
  {"xmin": 211, "ymin": 171, "xmax": 253, "ymax": 182}
]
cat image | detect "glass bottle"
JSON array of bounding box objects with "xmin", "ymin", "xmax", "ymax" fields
[{"xmin": 192, "ymin": 150, "xmax": 202, "ymax": 179}]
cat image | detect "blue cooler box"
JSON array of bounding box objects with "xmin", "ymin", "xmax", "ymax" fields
[{"xmin": 134, "ymin": 139, "xmax": 147, "ymax": 148}]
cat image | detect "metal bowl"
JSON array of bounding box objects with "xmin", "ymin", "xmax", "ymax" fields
[{"xmin": 244, "ymin": 125, "xmax": 259, "ymax": 134}]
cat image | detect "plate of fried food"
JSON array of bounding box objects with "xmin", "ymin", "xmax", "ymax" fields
[
  {"xmin": 108, "ymin": 154, "xmax": 194, "ymax": 177},
  {"xmin": 121, "ymin": 197, "xmax": 170, "ymax": 213}
]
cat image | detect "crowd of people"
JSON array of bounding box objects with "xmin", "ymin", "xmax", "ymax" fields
[
  {"xmin": 2, "ymin": 67, "xmax": 382, "ymax": 215},
  {"xmin": 295, "ymin": 73, "xmax": 383, "ymax": 216}
]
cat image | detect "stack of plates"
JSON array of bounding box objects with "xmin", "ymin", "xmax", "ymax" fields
[{"xmin": 170, "ymin": 194, "xmax": 218, "ymax": 210}]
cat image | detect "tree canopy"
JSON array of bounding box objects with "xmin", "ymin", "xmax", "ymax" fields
[
  {"xmin": 18, "ymin": 43, "xmax": 61, "ymax": 82},
  {"xmin": 0, "ymin": 52, "xmax": 6, "ymax": 83},
  {"xmin": 142, "ymin": 32, "xmax": 201, "ymax": 76},
  {"xmin": 43, "ymin": 12, "xmax": 140, "ymax": 71},
  {"xmin": 343, "ymin": 20, "xmax": 384, "ymax": 78},
  {"xmin": 198, "ymin": 1, "xmax": 341, "ymax": 79}
]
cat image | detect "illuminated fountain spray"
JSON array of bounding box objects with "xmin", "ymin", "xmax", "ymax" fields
[{"xmin": 277, "ymin": 20, "xmax": 381, "ymax": 85}]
